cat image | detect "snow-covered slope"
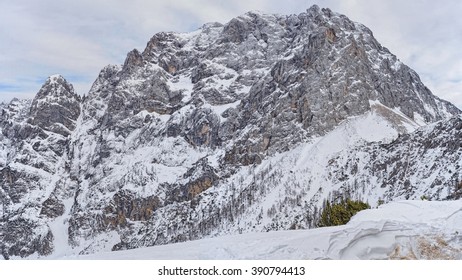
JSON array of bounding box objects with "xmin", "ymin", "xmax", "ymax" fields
[
  {"xmin": 53, "ymin": 200, "xmax": 462, "ymax": 260},
  {"xmin": 1, "ymin": 5, "xmax": 461, "ymax": 259}
]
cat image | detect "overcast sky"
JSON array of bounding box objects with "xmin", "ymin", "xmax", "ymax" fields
[{"xmin": 1, "ymin": 0, "xmax": 461, "ymax": 108}]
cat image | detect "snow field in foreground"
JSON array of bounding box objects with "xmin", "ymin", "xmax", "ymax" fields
[{"xmin": 65, "ymin": 200, "xmax": 462, "ymax": 260}]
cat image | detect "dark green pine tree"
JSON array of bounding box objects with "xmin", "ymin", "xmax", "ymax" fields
[{"xmin": 318, "ymin": 199, "xmax": 370, "ymax": 227}]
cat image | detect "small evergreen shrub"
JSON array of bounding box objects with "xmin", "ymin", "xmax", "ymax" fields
[{"xmin": 318, "ymin": 199, "xmax": 370, "ymax": 227}]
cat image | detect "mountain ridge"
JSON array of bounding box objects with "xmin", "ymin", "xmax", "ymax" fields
[{"xmin": 1, "ymin": 5, "xmax": 461, "ymax": 259}]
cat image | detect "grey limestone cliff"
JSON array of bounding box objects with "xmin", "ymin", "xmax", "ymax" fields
[{"xmin": 1, "ymin": 6, "xmax": 460, "ymax": 259}]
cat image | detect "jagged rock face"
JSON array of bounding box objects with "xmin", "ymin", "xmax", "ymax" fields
[
  {"xmin": 326, "ymin": 116, "xmax": 462, "ymax": 202},
  {"xmin": 29, "ymin": 75, "xmax": 81, "ymax": 136},
  {"xmin": 104, "ymin": 6, "xmax": 458, "ymax": 163},
  {"xmin": 1, "ymin": 6, "xmax": 461, "ymax": 259},
  {"xmin": 1, "ymin": 218, "xmax": 54, "ymax": 259},
  {"xmin": 0, "ymin": 76, "xmax": 81, "ymax": 259}
]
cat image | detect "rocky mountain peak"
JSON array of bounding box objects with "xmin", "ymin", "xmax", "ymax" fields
[
  {"xmin": 36, "ymin": 74, "xmax": 76, "ymax": 98},
  {"xmin": 48, "ymin": 73, "xmax": 67, "ymax": 83},
  {"xmin": 122, "ymin": 49, "xmax": 144, "ymax": 73},
  {"xmin": 29, "ymin": 74, "xmax": 81, "ymax": 135},
  {"xmin": 1, "ymin": 7, "xmax": 461, "ymax": 259}
]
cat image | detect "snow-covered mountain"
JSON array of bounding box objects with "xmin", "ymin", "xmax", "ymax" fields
[{"xmin": 1, "ymin": 5, "xmax": 461, "ymax": 259}]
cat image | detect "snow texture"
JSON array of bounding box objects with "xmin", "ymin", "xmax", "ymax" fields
[
  {"xmin": 57, "ymin": 200, "xmax": 462, "ymax": 260},
  {"xmin": 1, "ymin": 5, "xmax": 461, "ymax": 259}
]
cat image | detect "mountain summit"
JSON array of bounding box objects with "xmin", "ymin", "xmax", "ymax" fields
[
  {"xmin": 1, "ymin": 6, "xmax": 461, "ymax": 259},
  {"xmin": 29, "ymin": 74, "xmax": 81, "ymax": 136}
]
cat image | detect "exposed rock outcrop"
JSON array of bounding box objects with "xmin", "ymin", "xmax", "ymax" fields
[{"xmin": 1, "ymin": 6, "xmax": 460, "ymax": 259}]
